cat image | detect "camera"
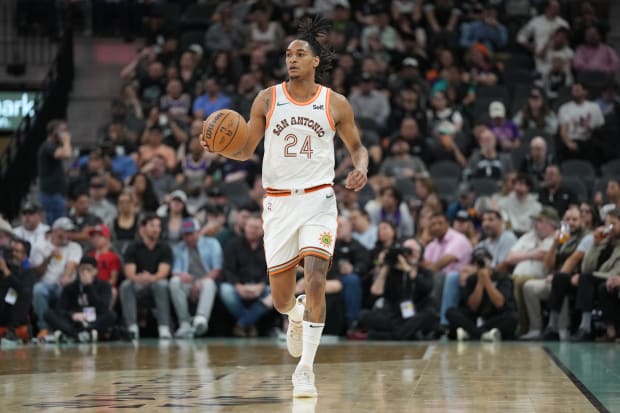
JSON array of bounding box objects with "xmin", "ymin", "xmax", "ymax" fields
[
  {"xmin": 472, "ymin": 246, "xmax": 492, "ymax": 268},
  {"xmin": 385, "ymin": 243, "xmax": 413, "ymax": 266}
]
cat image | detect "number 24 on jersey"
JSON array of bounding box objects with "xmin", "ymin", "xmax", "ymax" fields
[{"xmin": 284, "ymin": 134, "xmax": 313, "ymax": 159}]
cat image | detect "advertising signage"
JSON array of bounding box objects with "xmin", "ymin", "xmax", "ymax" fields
[{"xmin": 0, "ymin": 91, "xmax": 38, "ymax": 131}]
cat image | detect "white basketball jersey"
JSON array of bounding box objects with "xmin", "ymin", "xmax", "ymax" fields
[{"xmin": 263, "ymin": 82, "xmax": 336, "ymax": 189}]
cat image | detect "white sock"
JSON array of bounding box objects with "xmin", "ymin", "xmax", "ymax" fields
[
  {"xmin": 298, "ymin": 321, "xmax": 323, "ymax": 369},
  {"xmin": 285, "ymin": 301, "xmax": 304, "ymax": 323}
]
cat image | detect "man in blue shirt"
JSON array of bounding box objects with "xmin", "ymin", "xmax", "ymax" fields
[
  {"xmin": 170, "ymin": 218, "xmax": 223, "ymax": 338},
  {"xmin": 192, "ymin": 78, "xmax": 232, "ymax": 119},
  {"xmin": 460, "ymin": 4, "xmax": 508, "ymax": 52}
]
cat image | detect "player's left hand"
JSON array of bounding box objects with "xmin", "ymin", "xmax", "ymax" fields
[{"xmin": 345, "ymin": 167, "xmax": 367, "ymax": 192}]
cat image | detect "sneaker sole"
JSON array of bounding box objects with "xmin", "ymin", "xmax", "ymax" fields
[{"xmin": 293, "ymin": 384, "xmax": 318, "ymax": 398}]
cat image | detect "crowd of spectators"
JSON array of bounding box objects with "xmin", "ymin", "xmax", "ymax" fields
[{"xmin": 1, "ymin": 0, "xmax": 620, "ymax": 345}]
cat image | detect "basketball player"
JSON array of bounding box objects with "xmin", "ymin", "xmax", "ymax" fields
[{"xmin": 203, "ymin": 19, "xmax": 368, "ymax": 397}]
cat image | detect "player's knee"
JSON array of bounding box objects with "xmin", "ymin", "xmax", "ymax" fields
[{"xmin": 272, "ymin": 295, "xmax": 293, "ymax": 313}]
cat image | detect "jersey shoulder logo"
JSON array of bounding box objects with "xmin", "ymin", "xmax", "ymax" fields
[{"xmin": 312, "ymin": 104, "xmax": 324, "ymax": 110}]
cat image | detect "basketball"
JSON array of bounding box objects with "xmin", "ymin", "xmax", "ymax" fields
[{"xmin": 200, "ymin": 109, "xmax": 248, "ymax": 158}]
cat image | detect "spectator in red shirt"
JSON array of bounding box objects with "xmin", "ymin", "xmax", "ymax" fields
[{"xmin": 88, "ymin": 224, "xmax": 121, "ymax": 309}]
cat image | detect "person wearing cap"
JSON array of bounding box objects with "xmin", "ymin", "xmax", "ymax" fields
[
  {"xmin": 386, "ymin": 92, "xmax": 428, "ymax": 152},
  {"xmin": 38, "ymin": 120, "xmax": 72, "ymax": 226},
  {"xmin": 0, "ymin": 217, "xmax": 14, "ymax": 248},
  {"xmin": 348, "ymin": 72, "xmax": 390, "ymax": 130},
  {"xmin": 13, "ymin": 203, "xmax": 50, "ymax": 253},
  {"xmin": 30, "ymin": 217, "xmax": 83, "ymax": 340},
  {"xmin": 170, "ymin": 218, "xmax": 223, "ymax": 338},
  {"xmin": 520, "ymin": 206, "xmax": 593, "ymax": 341},
  {"xmin": 0, "ymin": 238, "xmax": 36, "ymax": 344},
  {"xmin": 44, "ymin": 256, "xmax": 115, "ymax": 343},
  {"xmin": 67, "ymin": 192, "xmax": 103, "ymax": 250},
  {"xmin": 512, "ymin": 87, "xmax": 559, "ymax": 137},
  {"xmin": 459, "ymin": 4, "xmax": 507, "ymax": 52},
  {"xmin": 503, "ymin": 206, "xmax": 557, "ymax": 336},
  {"xmin": 89, "ymin": 176, "xmax": 118, "ymax": 225},
  {"xmin": 87, "ymin": 224, "xmax": 121, "ymax": 310},
  {"xmin": 452, "ymin": 210, "xmax": 479, "ymax": 247},
  {"xmin": 446, "ymin": 182, "xmax": 475, "ymax": 223},
  {"xmin": 497, "ymin": 173, "xmax": 542, "ymax": 236},
  {"xmin": 158, "ymin": 190, "xmax": 191, "ymax": 245},
  {"xmin": 488, "ymin": 101, "xmax": 520, "ymax": 151},
  {"xmin": 120, "ymin": 213, "xmax": 173, "ymax": 340}
]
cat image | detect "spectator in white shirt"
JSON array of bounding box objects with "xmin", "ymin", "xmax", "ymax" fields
[
  {"xmin": 504, "ymin": 206, "xmax": 557, "ymax": 336},
  {"xmin": 517, "ymin": 0, "xmax": 569, "ymax": 56},
  {"xmin": 497, "ymin": 174, "xmax": 543, "ymax": 236},
  {"xmin": 558, "ymin": 82, "xmax": 605, "ymax": 162},
  {"xmin": 12, "ymin": 202, "xmax": 50, "ymax": 255}
]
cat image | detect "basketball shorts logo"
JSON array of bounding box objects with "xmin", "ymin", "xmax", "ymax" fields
[{"xmin": 319, "ymin": 231, "xmax": 333, "ymax": 248}]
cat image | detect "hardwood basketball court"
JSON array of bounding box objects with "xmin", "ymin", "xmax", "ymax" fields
[{"xmin": 1, "ymin": 339, "xmax": 616, "ymax": 412}]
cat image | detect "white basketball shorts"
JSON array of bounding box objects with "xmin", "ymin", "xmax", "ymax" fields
[{"xmin": 262, "ymin": 184, "xmax": 337, "ymax": 276}]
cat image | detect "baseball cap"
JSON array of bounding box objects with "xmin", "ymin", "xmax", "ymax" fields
[
  {"xmin": 402, "ymin": 57, "xmax": 419, "ymax": 68},
  {"xmin": 489, "ymin": 101, "xmax": 506, "ymax": 118},
  {"xmin": 52, "ymin": 217, "xmax": 75, "ymax": 231},
  {"xmin": 89, "ymin": 223, "xmax": 111, "ymax": 238},
  {"xmin": 170, "ymin": 189, "xmax": 188, "ymax": 203},
  {"xmin": 181, "ymin": 218, "xmax": 200, "ymax": 234},
  {"xmin": 79, "ymin": 255, "xmax": 98, "ymax": 268},
  {"xmin": 531, "ymin": 206, "xmax": 560, "ymax": 224},
  {"xmin": 21, "ymin": 201, "xmax": 41, "ymax": 214},
  {"xmin": 455, "ymin": 210, "xmax": 471, "ymax": 221}
]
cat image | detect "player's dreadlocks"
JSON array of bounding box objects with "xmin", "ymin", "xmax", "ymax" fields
[{"xmin": 297, "ymin": 16, "xmax": 335, "ymax": 84}]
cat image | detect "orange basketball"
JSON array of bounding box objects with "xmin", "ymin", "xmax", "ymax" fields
[{"xmin": 200, "ymin": 109, "xmax": 248, "ymax": 158}]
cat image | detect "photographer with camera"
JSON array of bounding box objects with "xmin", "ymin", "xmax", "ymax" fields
[
  {"xmin": 44, "ymin": 256, "xmax": 115, "ymax": 343},
  {"xmin": 355, "ymin": 239, "xmax": 438, "ymax": 340},
  {"xmin": 446, "ymin": 247, "xmax": 518, "ymax": 341},
  {"xmin": 0, "ymin": 239, "xmax": 36, "ymax": 344}
]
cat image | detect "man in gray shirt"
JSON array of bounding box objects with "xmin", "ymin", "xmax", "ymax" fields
[
  {"xmin": 439, "ymin": 208, "xmax": 517, "ymax": 328},
  {"xmin": 379, "ymin": 138, "xmax": 428, "ymax": 180}
]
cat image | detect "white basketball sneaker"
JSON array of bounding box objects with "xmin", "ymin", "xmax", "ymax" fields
[
  {"xmin": 287, "ymin": 295, "xmax": 305, "ymax": 358},
  {"xmin": 292, "ymin": 365, "xmax": 317, "ymax": 398}
]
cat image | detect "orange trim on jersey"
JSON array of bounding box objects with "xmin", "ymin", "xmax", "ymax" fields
[
  {"xmin": 282, "ymin": 82, "xmax": 323, "ymax": 106},
  {"xmin": 325, "ymin": 89, "xmax": 336, "ymax": 131},
  {"xmin": 269, "ymin": 256, "xmax": 300, "ymax": 276},
  {"xmin": 265, "ymin": 86, "xmax": 277, "ymax": 129}
]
